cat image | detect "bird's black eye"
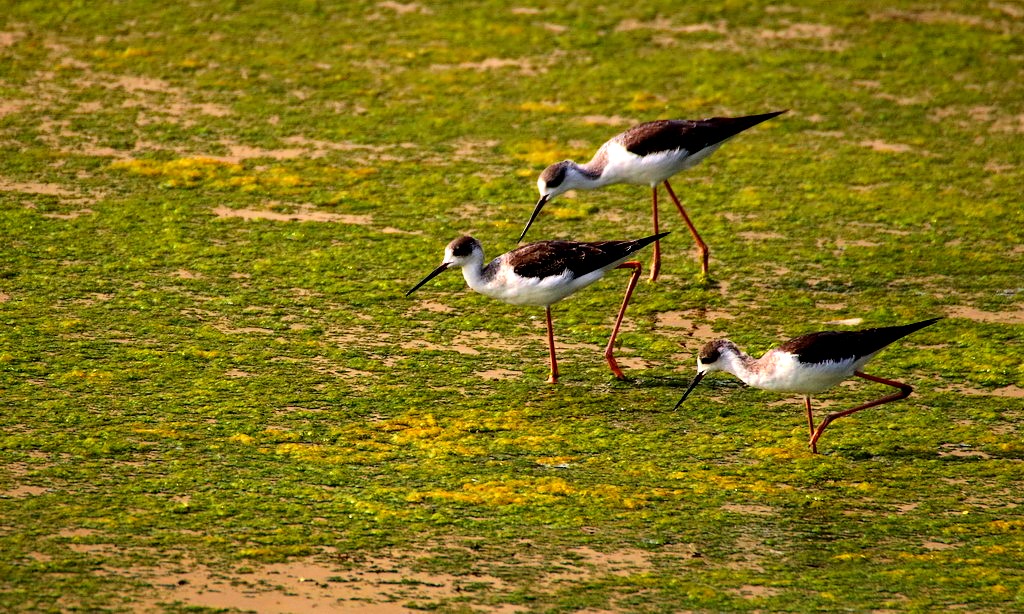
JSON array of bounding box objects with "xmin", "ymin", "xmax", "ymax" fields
[
  {"xmin": 540, "ymin": 162, "xmax": 567, "ymax": 189},
  {"xmin": 449, "ymin": 236, "xmax": 476, "ymax": 257},
  {"xmin": 700, "ymin": 349, "xmax": 720, "ymax": 364}
]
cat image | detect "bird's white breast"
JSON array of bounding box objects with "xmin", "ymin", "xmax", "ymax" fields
[
  {"xmin": 466, "ymin": 264, "xmax": 607, "ymax": 307},
  {"xmin": 601, "ymin": 141, "xmax": 723, "ymax": 187},
  {"xmin": 744, "ymin": 351, "xmax": 860, "ymax": 394}
]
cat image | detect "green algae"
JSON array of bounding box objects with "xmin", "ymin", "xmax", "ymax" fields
[{"xmin": 1, "ymin": 0, "xmax": 1023, "ymax": 611}]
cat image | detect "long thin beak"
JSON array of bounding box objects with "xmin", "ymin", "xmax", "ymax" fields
[
  {"xmin": 673, "ymin": 371, "xmax": 706, "ymax": 410},
  {"xmin": 406, "ymin": 263, "xmax": 450, "ymax": 296},
  {"xmin": 518, "ymin": 194, "xmax": 550, "ymax": 243}
]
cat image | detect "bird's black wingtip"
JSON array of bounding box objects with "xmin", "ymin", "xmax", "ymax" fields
[
  {"xmin": 753, "ymin": 109, "xmax": 788, "ymax": 123},
  {"xmin": 700, "ymin": 110, "xmax": 788, "ymax": 139},
  {"xmin": 634, "ymin": 231, "xmax": 670, "ymax": 250},
  {"xmin": 875, "ymin": 316, "xmax": 943, "ymax": 345}
]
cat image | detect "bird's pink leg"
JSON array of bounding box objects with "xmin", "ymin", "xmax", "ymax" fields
[
  {"xmin": 649, "ymin": 186, "xmax": 661, "ymax": 282},
  {"xmin": 604, "ymin": 261, "xmax": 642, "ymax": 380},
  {"xmin": 808, "ymin": 371, "xmax": 913, "ymax": 454},
  {"xmin": 545, "ymin": 306, "xmax": 558, "ymax": 384},
  {"xmin": 804, "ymin": 396, "xmax": 815, "ymax": 437},
  {"xmin": 663, "ymin": 180, "xmax": 709, "ymax": 277}
]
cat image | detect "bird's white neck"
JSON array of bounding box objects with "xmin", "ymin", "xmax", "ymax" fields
[
  {"xmin": 715, "ymin": 347, "xmax": 762, "ymax": 386},
  {"xmin": 456, "ymin": 252, "xmax": 490, "ymax": 294},
  {"xmin": 567, "ymin": 160, "xmax": 612, "ymax": 190}
]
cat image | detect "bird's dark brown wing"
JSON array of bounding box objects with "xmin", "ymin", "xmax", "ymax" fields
[
  {"xmin": 510, "ymin": 233, "xmax": 667, "ymax": 279},
  {"xmin": 619, "ymin": 111, "xmax": 786, "ymax": 157},
  {"xmin": 777, "ymin": 318, "xmax": 941, "ymax": 365}
]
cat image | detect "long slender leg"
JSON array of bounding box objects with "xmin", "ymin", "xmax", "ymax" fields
[
  {"xmin": 604, "ymin": 261, "xmax": 642, "ymax": 379},
  {"xmin": 808, "ymin": 371, "xmax": 913, "ymax": 453},
  {"xmin": 545, "ymin": 306, "xmax": 558, "ymax": 384},
  {"xmin": 804, "ymin": 396, "xmax": 815, "ymax": 437},
  {"xmin": 663, "ymin": 180, "xmax": 709, "ymax": 277},
  {"xmin": 649, "ymin": 186, "xmax": 661, "ymax": 282}
]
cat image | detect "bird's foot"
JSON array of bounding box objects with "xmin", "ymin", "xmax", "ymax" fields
[{"xmin": 696, "ymin": 272, "xmax": 717, "ymax": 288}]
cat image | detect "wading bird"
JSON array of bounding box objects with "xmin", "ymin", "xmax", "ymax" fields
[
  {"xmin": 520, "ymin": 110, "xmax": 786, "ymax": 281},
  {"xmin": 406, "ymin": 233, "xmax": 667, "ymax": 383},
  {"xmin": 674, "ymin": 318, "xmax": 941, "ymax": 453}
]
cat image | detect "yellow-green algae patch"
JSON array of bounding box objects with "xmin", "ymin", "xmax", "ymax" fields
[{"xmin": 0, "ymin": 0, "xmax": 1022, "ymax": 612}]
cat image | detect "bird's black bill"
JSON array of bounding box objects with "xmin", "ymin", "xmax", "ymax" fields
[
  {"xmin": 673, "ymin": 371, "xmax": 706, "ymax": 410},
  {"xmin": 405, "ymin": 263, "xmax": 450, "ymax": 296},
  {"xmin": 518, "ymin": 194, "xmax": 549, "ymax": 243}
]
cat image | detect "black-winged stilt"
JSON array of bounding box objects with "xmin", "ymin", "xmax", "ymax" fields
[
  {"xmin": 520, "ymin": 111, "xmax": 786, "ymax": 280},
  {"xmin": 675, "ymin": 317, "xmax": 941, "ymax": 453},
  {"xmin": 407, "ymin": 233, "xmax": 668, "ymax": 383}
]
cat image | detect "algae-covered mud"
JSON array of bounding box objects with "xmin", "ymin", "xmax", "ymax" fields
[{"xmin": 1, "ymin": 1, "xmax": 1021, "ymax": 611}]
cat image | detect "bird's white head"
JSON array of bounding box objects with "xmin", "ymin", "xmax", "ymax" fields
[
  {"xmin": 406, "ymin": 236, "xmax": 484, "ymax": 296},
  {"xmin": 442, "ymin": 235, "xmax": 484, "ymax": 268},
  {"xmin": 519, "ymin": 161, "xmax": 581, "ymax": 243},
  {"xmin": 673, "ymin": 339, "xmax": 741, "ymax": 409},
  {"xmin": 695, "ymin": 339, "xmax": 741, "ymax": 376},
  {"xmin": 537, "ymin": 160, "xmax": 576, "ymax": 203}
]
